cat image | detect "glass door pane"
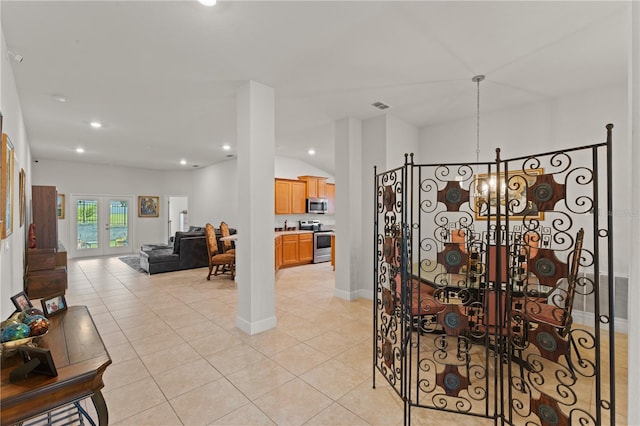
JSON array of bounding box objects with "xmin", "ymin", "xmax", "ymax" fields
[
  {"xmin": 104, "ymin": 198, "xmax": 131, "ymax": 256},
  {"xmin": 76, "ymin": 198, "xmax": 100, "ymax": 255}
]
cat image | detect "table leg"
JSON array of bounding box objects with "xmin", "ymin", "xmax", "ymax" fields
[{"xmin": 91, "ymin": 390, "xmax": 109, "ymax": 426}]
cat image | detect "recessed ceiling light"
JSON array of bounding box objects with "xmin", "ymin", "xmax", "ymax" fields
[
  {"xmin": 222, "ymin": 144, "xmax": 231, "ymax": 151},
  {"xmin": 308, "ymin": 149, "xmax": 316, "ymax": 155},
  {"xmin": 180, "ymin": 159, "xmax": 187, "ymax": 165},
  {"xmin": 198, "ymin": 0, "xmax": 217, "ymax": 6},
  {"xmin": 89, "ymin": 121, "xmax": 102, "ymax": 129},
  {"xmin": 53, "ymin": 94, "xmax": 66, "ymax": 103},
  {"xmin": 76, "ymin": 148, "xmax": 85, "ymax": 153}
]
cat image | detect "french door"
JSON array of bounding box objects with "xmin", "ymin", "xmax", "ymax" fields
[{"xmin": 69, "ymin": 195, "xmax": 133, "ymax": 258}]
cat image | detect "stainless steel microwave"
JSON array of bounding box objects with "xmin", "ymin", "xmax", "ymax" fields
[{"xmin": 306, "ymin": 198, "xmax": 328, "ymax": 214}]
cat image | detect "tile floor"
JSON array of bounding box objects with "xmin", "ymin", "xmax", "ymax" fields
[{"xmin": 59, "ymin": 256, "xmax": 626, "ymax": 425}]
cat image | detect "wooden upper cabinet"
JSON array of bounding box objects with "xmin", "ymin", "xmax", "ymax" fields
[
  {"xmin": 275, "ymin": 179, "xmax": 307, "ymax": 215},
  {"xmin": 275, "ymin": 179, "xmax": 292, "ymax": 215},
  {"xmin": 291, "ymin": 181, "xmax": 307, "ymax": 214},
  {"xmin": 326, "ymin": 183, "xmax": 335, "ymax": 214},
  {"xmin": 298, "ymin": 176, "xmax": 327, "ymax": 199}
]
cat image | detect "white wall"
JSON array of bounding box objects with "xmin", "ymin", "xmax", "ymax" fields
[
  {"xmin": 419, "ymin": 84, "xmax": 630, "ymax": 277},
  {"xmin": 31, "ymin": 159, "xmax": 192, "ymax": 255},
  {"xmin": 1, "ymin": 26, "xmax": 33, "ymax": 319},
  {"xmin": 275, "ymin": 156, "xmax": 334, "ymax": 183},
  {"xmin": 357, "ymin": 115, "xmax": 419, "ymax": 299},
  {"xmin": 189, "ymin": 159, "xmax": 238, "ymax": 229}
]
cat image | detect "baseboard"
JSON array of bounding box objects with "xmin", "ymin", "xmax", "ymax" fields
[
  {"xmin": 236, "ymin": 315, "xmax": 277, "ymax": 335},
  {"xmin": 334, "ymin": 288, "xmax": 359, "ymax": 301},
  {"xmin": 357, "ymin": 288, "xmax": 374, "ymax": 300},
  {"xmin": 572, "ymin": 309, "xmax": 628, "ymax": 334}
]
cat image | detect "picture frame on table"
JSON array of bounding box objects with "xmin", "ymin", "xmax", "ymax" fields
[
  {"xmin": 10, "ymin": 291, "xmax": 33, "ymax": 311},
  {"xmin": 41, "ymin": 292, "xmax": 67, "ymax": 318},
  {"xmin": 19, "ymin": 346, "xmax": 58, "ymax": 377},
  {"xmin": 56, "ymin": 193, "xmax": 65, "ymax": 219},
  {"xmin": 138, "ymin": 195, "xmax": 159, "ymax": 217}
]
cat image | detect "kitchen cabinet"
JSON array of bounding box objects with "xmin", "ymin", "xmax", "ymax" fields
[
  {"xmin": 331, "ymin": 234, "xmax": 335, "ymax": 270},
  {"xmin": 279, "ymin": 233, "xmax": 314, "ymax": 267},
  {"xmin": 282, "ymin": 235, "xmax": 300, "ymax": 266},
  {"xmin": 298, "ymin": 175, "xmax": 327, "ymax": 199},
  {"xmin": 326, "ymin": 183, "xmax": 335, "ymax": 215},
  {"xmin": 275, "ymin": 179, "xmax": 306, "ymax": 215},
  {"xmin": 275, "ymin": 236, "xmax": 283, "ymax": 271},
  {"xmin": 299, "ymin": 233, "xmax": 313, "ymax": 263}
]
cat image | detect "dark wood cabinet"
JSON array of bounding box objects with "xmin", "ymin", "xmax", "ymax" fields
[
  {"xmin": 31, "ymin": 186, "xmax": 58, "ymax": 250},
  {"xmin": 27, "ymin": 186, "xmax": 67, "ymax": 299}
]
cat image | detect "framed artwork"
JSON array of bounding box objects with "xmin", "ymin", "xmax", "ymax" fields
[
  {"xmin": 20, "ymin": 346, "xmax": 58, "ymax": 377},
  {"xmin": 19, "ymin": 168, "xmax": 25, "ymax": 227},
  {"xmin": 138, "ymin": 195, "xmax": 159, "ymax": 217},
  {"xmin": 474, "ymin": 168, "xmax": 544, "ymax": 221},
  {"xmin": 56, "ymin": 193, "xmax": 65, "ymax": 219},
  {"xmin": 1, "ymin": 133, "xmax": 14, "ymax": 239},
  {"xmin": 11, "ymin": 291, "xmax": 33, "ymax": 311},
  {"xmin": 41, "ymin": 292, "xmax": 67, "ymax": 318}
]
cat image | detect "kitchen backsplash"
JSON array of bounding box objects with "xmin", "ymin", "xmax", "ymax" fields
[{"xmin": 274, "ymin": 214, "xmax": 335, "ymax": 230}]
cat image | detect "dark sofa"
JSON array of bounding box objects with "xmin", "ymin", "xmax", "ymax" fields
[{"xmin": 139, "ymin": 226, "xmax": 236, "ymax": 275}]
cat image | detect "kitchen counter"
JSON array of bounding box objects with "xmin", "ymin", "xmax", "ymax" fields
[{"xmin": 275, "ymin": 230, "xmax": 314, "ymax": 237}]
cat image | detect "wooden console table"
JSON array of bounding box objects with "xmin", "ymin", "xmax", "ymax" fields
[{"xmin": 1, "ymin": 306, "xmax": 112, "ymax": 426}]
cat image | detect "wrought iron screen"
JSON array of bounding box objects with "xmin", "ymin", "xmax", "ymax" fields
[{"xmin": 373, "ymin": 125, "xmax": 616, "ymax": 425}]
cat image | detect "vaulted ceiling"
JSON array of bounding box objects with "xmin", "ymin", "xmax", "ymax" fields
[{"xmin": 1, "ymin": 1, "xmax": 629, "ymax": 174}]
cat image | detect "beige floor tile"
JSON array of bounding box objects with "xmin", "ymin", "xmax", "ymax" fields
[
  {"xmin": 245, "ymin": 329, "xmax": 301, "ymax": 356},
  {"xmin": 188, "ymin": 330, "xmax": 243, "ymax": 357},
  {"xmin": 305, "ymin": 403, "xmax": 370, "ymax": 425},
  {"xmin": 211, "ymin": 403, "xmax": 277, "ymax": 425},
  {"xmin": 301, "ymin": 359, "xmax": 369, "ymax": 400},
  {"xmin": 112, "ymin": 401, "xmax": 183, "ymax": 426},
  {"xmin": 107, "ymin": 341, "xmax": 140, "ymax": 365},
  {"xmin": 100, "ymin": 329, "xmax": 129, "ymax": 348},
  {"xmin": 253, "ymin": 378, "xmax": 332, "ymax": 426},
  {"xmin": 271, "ymin": 342, "xmax": 331, "ymax": 376},
  {"xmin": 103, "ymin": 358, "xmax": 150, "ymax": 390},
  {"xmin": 226, "ymin": 359, "xmax": 296, "ymax": 401},
  {"xmin": 130, "ymin": 330, "xmax": 185, "ymax": 357},
  {"xmin": 169, "ymin": 378, "xmax": 250, "ymax": 426},
  {"xmin": 338, "ymin": 379, "xmax": 404, "ymax": 426},
  {"xmin": 206, "ymin": 343, "xmax": 267, "ymax": 376},
  {"xmin": 103, "ymin": 376, "xmax": 167, "ymax": 424},
  {"xmin": 154, "ymin": 358, "xmax": 221, "ymax": 399},
  {"xmin": 305, "ymin": 330, "xmax": 354, "ymax": 357},
  {"xmin": 140, "ymin": 343, "xmax": 202, "ymax": 375}
]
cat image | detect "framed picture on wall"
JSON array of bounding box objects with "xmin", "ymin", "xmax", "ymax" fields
[
  {"xmin": 56, "ymin": 194, "xmax": 65, "ymax": 219},
  {"xmin": 1, "ymin": 133, "xmax": 15, "ymax": 239},
  {"xmin": 138, "ymin": 195, "xmax": 159, "ymax": 217},
  {"xmin": 19, "ymin": 168, "xmax": 25, "ymax": 227},
  {"xmin": 473, "ymin": 168, "xmax": 544, "ymax": 221}
]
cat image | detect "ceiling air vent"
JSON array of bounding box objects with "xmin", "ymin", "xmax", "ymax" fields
[{"xmin": 371, "ymin": 101, "xmax": 390, "ymax": 110}]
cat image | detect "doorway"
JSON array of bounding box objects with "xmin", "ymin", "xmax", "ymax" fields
[
  {"xmin": 69, "ymin": 195, "xmax": 134, "ymax": 258},
  {"xmin": 167, "ymin": 196, "xmax": 188, "ymax": 241}
]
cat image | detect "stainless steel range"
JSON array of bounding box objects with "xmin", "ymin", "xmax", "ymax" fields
[{"xmin": 299, "ymin": 220, "xmax": 333, "ymax": 263}]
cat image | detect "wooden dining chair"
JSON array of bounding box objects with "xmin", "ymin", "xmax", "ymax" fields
[
  {"xmin": 205, "ymin": 223, "xmax": 235, "ymax": 280},
  {"xmin": 219, "ymin": 221, "xmax": 236, "ymax": 255},
  {"xmin": 524, "ymin": 228, "xmax": 584, "ymax": 368}
]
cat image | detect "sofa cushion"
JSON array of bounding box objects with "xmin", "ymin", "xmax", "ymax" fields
[
  {"xmin": 144, "ymin": 249, "xmax": 178, "ymax": 264},
  {"xmin": 173, "ymin": 231, "xmax": 204, "ymax": 255}
]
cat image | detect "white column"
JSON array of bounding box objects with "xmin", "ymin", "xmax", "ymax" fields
[
  {"xmin": 628, "ymin": 1, "xmax": 639, "ymax": 423},
  {"xmin": 334, "ymin": 118, "xmax": 362, "ymax": 300},
  {"xmin": 236, "ymin": 80, "xmax": 276, "ymax": 335}
]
